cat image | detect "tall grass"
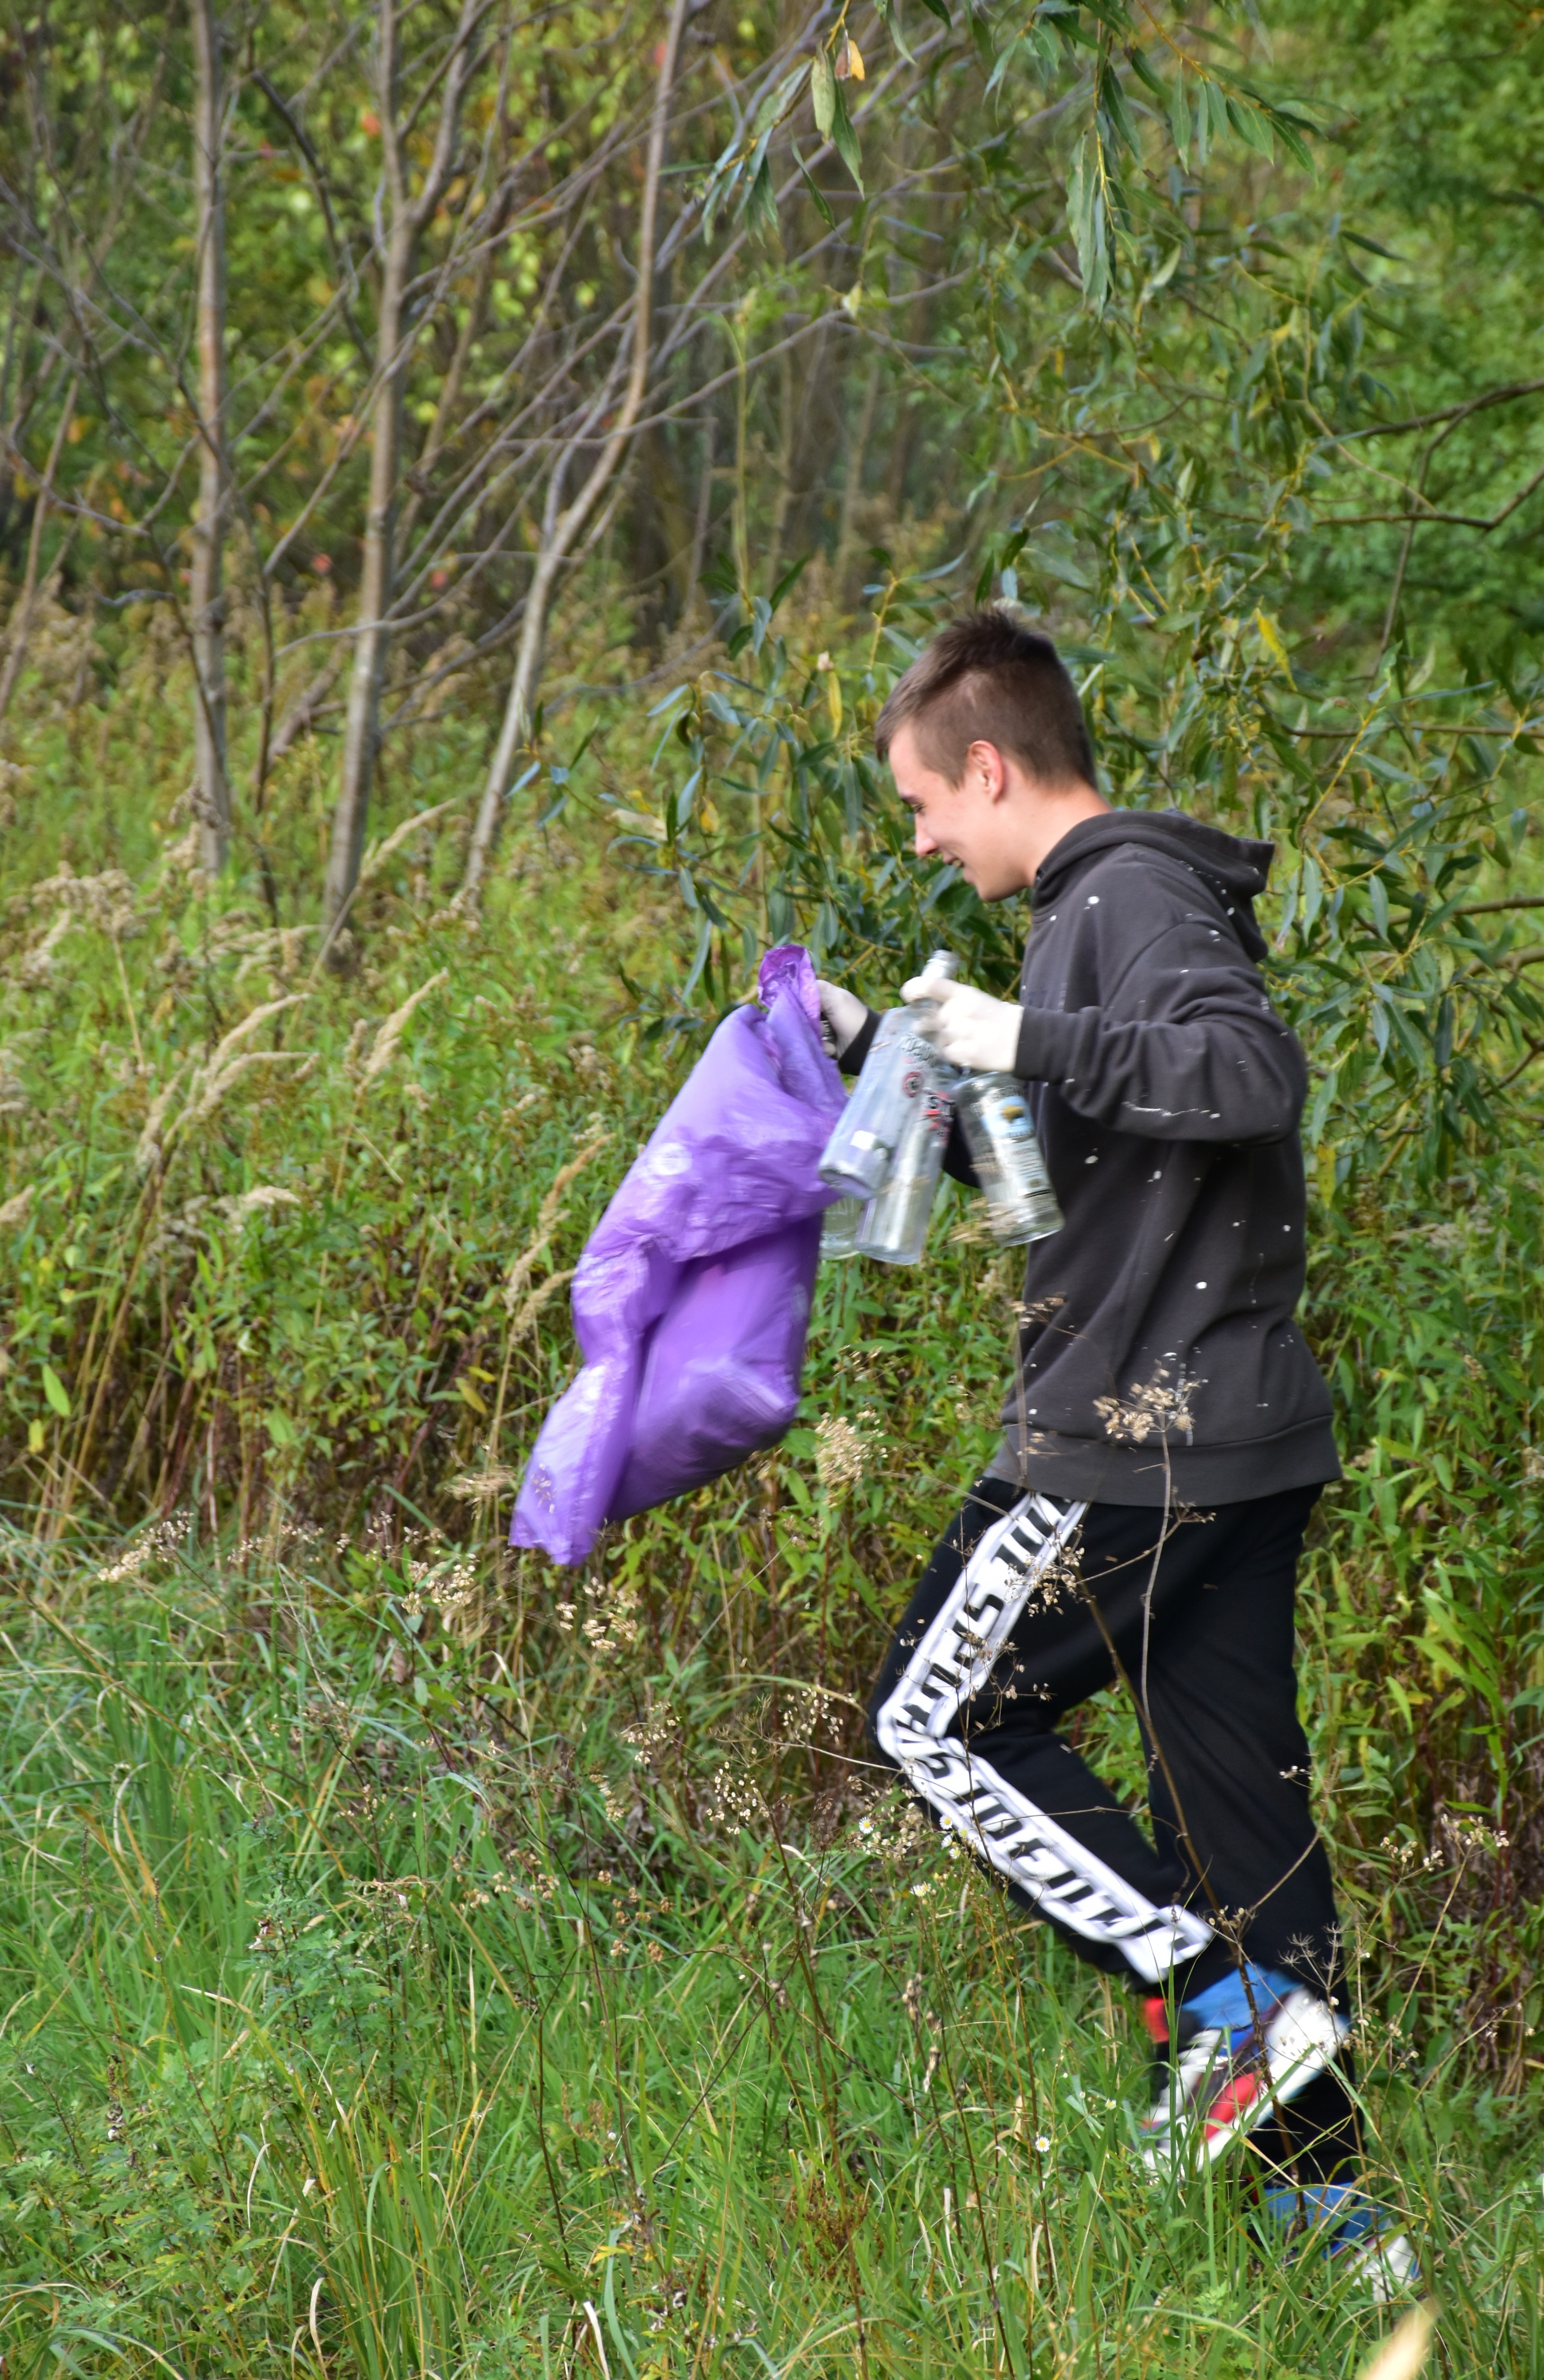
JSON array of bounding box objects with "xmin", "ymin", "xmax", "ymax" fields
[
  {"xmin": 0, "ymin": 1545, "xmax": 1539, "ymax": 2377},
  {"xmin": 1, "ymin": 620, "xmax": 1542, "ymax": 2370}
]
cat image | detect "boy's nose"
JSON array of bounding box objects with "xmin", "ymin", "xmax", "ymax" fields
[{"xmin": 913, "ymin": 820, "xmax": 938, "ymax": 856}]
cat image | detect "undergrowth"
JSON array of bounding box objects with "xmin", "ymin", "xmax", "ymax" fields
[
  {"xmin": 2, "ymin": 626, "xmax": 1542, "ymax": 2372},
  {"xmin": 0, "ymin": 1547, "xmax": 1538, "ymax": 2378}
]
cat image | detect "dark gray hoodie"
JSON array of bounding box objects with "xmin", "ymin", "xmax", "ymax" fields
[
  {"xmin": 846, "ymin": 808, "xmax": 1340, "ymax": 1506},
  {"xmin": 991, "ymin": 807, "xmax": 1339, "ymax": 1504}
]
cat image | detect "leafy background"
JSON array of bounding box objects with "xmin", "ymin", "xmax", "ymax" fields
[{"xmin": 1, "ymin": 0, "xmax": 1543, "ymax": 2369}]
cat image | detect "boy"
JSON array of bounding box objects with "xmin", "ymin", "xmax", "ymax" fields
[{"xmin": 817, "ymin": 609, "xmax": 1411, "ymax": 2283}]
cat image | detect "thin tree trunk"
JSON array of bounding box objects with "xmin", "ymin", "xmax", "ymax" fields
[
  {"xmin": 326, "ymin": 240, "xmax": 409, "ymax": 950},
  {"xmin": 460, "ymin": 0, "xmax": 690, "ymax": 903},
  {"xmin": 322, "ymin": 0, "xmax": 482, "ymax": 959},
  {"xmin": 834, "ymin": 348, "xmax": 881, "ymax": 596},
  {"xmin": 0, "ymin": 375, "xmax": 76, "ymax": 724},
  {"xmin": 682, "ymin": 407, "xmax": 716, "ymax": 620},
  {"xmin": 189, "ymin": 0, "xmax": 231, "ymax": 872},
  {"xmin": 324, "ymin": 0, "xmax": 406, "ymax": 957},
  {"xmin": 764, "ymin": 342, "xmax": 796, "ymax": 591}
]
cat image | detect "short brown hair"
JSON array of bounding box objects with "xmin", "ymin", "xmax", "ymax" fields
[{"xmin": 873, "ymin": 608, "xmax": 1096, "ymax": 789}]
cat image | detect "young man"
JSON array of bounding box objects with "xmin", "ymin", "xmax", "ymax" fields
[{"xmin": 818, "ymin": 609, "xmax": 1411, "ymax": 2283}]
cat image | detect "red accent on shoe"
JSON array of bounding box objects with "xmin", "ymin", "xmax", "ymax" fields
[
  {"xmin": 1204, "ymin": 2072, "xmax": 1260, "ymax": 2136},
  {"xmin": 1140, "ymin": 1996, "xmax": 1170, "ymax": 2045}
]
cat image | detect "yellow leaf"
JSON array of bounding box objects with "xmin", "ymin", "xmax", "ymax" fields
[
  {"xmin": 612, "ymin": 808, "xmax": 666, "ymax": 842},
  {"xmin": 845, "ymin": 37, "xmax": 865, "ymax": 78},
  {"xmin": 1253, "ymin": 607, "xmax": 1295, "ymax": 683},
  {"xmin": 455, "ymin": 1376, "xmax": 490, "ymax": 1416},
  {"xmin": 826, "ymin": 671, "xmax": 844, "ymax": 736}
]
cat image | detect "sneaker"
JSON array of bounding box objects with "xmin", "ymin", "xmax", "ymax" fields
[
  {"xmin": 1141, "ymin": 1981, "xmax": 1350, "ymax": 2174},
  {"xmin": 1260, "ymin": 2182, "xmax": 1419, "ymax": 2302}
]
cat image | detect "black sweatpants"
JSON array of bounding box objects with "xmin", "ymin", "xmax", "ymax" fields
[{"xmin": 868, "ymin": 1476, "xmax": 1343, "ymax": 2000}]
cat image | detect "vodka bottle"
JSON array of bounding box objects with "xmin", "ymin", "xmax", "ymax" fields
[
  {"xmin": 953, "ymin": 1074, "xmax": 1063, "ymax": 1245},
  {"xmin": 817, "ymin": 951, "xmax": 959, "ymax": 1198},
  {"xmin": 854, "ymin": 1060, "xmax": 957, "ymax": 1264}
]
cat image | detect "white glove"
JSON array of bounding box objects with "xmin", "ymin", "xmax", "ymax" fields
[
  {"xmin": 902, "ymin": 975, "xmax": 1023, "ymax": 1074},
  {"xmin": 815, "ymin": 978, "xmax": 870, "ymax": 1061}
]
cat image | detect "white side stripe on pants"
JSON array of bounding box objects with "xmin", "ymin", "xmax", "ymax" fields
[{"xmin": 874, "ymin": 1489, "xmax": 1213, "ymax": 1986}]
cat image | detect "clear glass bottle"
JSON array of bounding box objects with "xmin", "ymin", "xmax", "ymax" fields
[
  {"xmin": 819, "ymin": 1194, "xmax": 866, "ymax": 1259},
  {"xmin": 953, "ymin": 1074, "xmax": 1063, "ymax": 1245},
  {"xmin": 817, "ymin": 951, "xmax": 959, "ymax": 1199},
  {"xmin": 854, "ymin": 1068, "xmax": 956, "ymax": 1265}
]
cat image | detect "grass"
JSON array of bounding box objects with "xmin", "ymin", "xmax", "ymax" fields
[
  {"xmin": 3, "ymin": 631, "xmax": 1543, "ymax": 2374},
  {"xmin": 0, "ymin": 1538, "xmax": 1537, "ymax": 2377}
]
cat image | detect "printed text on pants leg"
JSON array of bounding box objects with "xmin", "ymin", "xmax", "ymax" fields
[{"xmin": 873, "ymin": 1489, "xmax": 1213, "ymax": 1987}]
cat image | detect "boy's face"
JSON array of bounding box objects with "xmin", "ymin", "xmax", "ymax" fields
[{"xmin": 887, "ymin": 723, "xmax": 1036, "ymax": 903}]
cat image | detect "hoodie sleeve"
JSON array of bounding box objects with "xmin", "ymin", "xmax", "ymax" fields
[{"xmin": 1015, "ymin": 893, "xmax": 1306, "ymax": 1145}]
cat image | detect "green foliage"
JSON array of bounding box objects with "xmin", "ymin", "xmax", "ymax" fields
[
  {"xmin": 0, "ymin": 1550, "xmax": 1537, "ymax": 2374},
  {"xmin": 4, "ymin": 0, "xmax": 1544, "ymax": 2363}
]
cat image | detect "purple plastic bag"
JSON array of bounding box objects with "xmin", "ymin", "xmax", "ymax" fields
[{"xmin": 510, "ymin": 945, "xmax": 845, "ymax": 1565}]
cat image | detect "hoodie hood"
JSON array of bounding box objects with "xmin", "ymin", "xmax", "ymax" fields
[{"xmin": 1033, "ymin": 809, "xmax": 1275, "ymax": 960}]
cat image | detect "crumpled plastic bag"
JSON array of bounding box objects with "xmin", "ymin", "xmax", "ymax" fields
[{"xmin": 510, "ymin": 945, "xmax": 845, "ymax": 1565}]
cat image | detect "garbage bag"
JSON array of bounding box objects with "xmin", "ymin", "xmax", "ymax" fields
[{"xmin": 510, "ymin": 945, "xmax": 845, "ymax": 1565}]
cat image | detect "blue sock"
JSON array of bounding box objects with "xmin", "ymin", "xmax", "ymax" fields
[
  {"xmin": 1261, "ymin": 2183, "xmax": 1387, "ymax": 2254},
  {"xmin": 1180, "ymin": 1962, "xmax": 1298, "ymax": 2034}
]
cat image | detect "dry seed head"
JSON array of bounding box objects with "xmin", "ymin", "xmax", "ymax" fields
[
  {"xmin": 359, "ymin": 799, "xmax": 461, "ymax": 886},
  {"xmin": 815, "ymin": 1413, "xmax": 871, "ymax": 1498},
  {"xmin": 217, "ymin": 1185, "xmax": 303, "ymax": 1229},
  {"xmin": 363, "ymin": 970, "xmax": 448, "ymax": 1085},
  {"xmin": 448, "ymin": 1467, "xmax": 518, "ymax": 1501},
  {"xmin": 182, "ymin": 1047, "xmax": 314, "ymax": 1133},
  {"xmin": 503, "ymin": 1129, "xmax": 611, "ymax": 1312},
  {"xmin": 508, "ymin": 1267, "xmax": 575, "ymax": 1338},
  {"xmin": 205, "ymin": 991, "xmax": 309, "ymax": 1075},
  {"xmin": 21, "ymin": 865, "xmax": 137, "ymax": 939},
  {"xmin": 407, "ymin": 1554, "xmax": 478, "ymax": 1618},
  {"xmin": 19, "ymin": 911, "xmax": 72, "ymax": 985},
  {"xmin": 0, "ymin": 1182, "xmax": 34, "ymax": 1229},
  {"xmin": 1094, "ymin": 1367, "xmax": 1197, "ymax": 1445}
]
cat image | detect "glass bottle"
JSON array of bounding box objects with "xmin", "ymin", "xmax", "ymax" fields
[
  {"xmin": 953, "ymin": 1074, "xmax": 1063, "ymax": 1245},
  {"xmin": 853, "ymin": 1063, "xmax": 957, "ymax": 1265},
  {"xmin": 817, "ymin": 951, "xmax": 959, "ymax": 1199},
  {"xmin": 819, "ymin": 1195, "xmax": 866, "ymax": 1259}
]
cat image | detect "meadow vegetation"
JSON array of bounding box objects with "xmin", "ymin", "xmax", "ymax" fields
[{"xmin": 3, "ymin": 0, "xmax": 1544, "ymax": 2369}]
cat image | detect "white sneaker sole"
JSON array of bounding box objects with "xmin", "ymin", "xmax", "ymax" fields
[
  {"xmin": 1340, "ymin": 2228, "xmax": 1419, "ymax": 2303},
  {"xmin": 1141, "ymin": 1988, "xmax": 1349, "ymax": 2175}
]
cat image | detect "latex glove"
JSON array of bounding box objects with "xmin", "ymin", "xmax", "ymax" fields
[
  {"xmin": 816, "ymin": 978, "xmax": 870, "ymax": 1061},
  {"xmin": 901, "ymin": 975, "xmax": 1022, "ymax": 1075}
]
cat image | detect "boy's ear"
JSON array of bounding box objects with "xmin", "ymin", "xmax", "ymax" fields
[{"xmin": 967, "ymin": 739, "xmax": 1011, "ymax": 800}]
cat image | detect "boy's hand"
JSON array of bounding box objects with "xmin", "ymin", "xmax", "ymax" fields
[
  {"xmin": 902, "ymin": 976, "xmax": 1022, "ymax": 1075},
  {"xmin": 816, "ymin": 979, "xmax": 870, "ymax": 1060}
]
